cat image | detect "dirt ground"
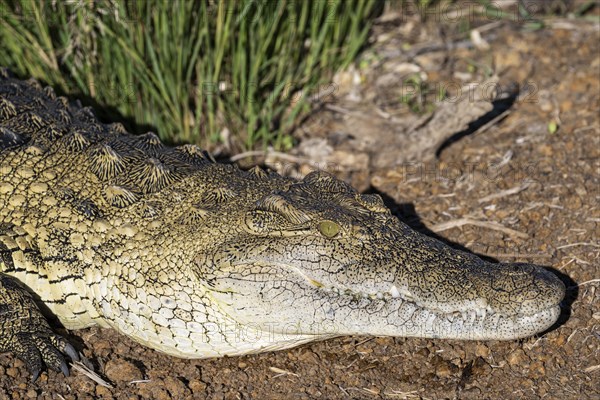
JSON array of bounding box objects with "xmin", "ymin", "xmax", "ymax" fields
[{"xmin": 1, "ymin": 6, "xmax": 599, "ymax": 400}]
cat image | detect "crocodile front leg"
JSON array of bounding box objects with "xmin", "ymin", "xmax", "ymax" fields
[{"xmin": 0, "ymin": 273, "xmax": 79, "ymax": 380}]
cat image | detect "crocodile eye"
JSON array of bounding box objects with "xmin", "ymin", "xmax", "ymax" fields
[{"xmin": 318, "ymin": 220, "xmax": 340, "ymax": 238}]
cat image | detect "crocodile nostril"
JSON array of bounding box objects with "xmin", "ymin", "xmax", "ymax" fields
[{"xmin": 510, "ymin": 263, "xmax": 536, "ymax": 274}]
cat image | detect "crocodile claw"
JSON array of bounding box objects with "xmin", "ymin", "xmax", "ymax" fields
[
  {"xmin": 11, "ymin": 330, "xmax": 79, "ymax": 381},
  {"xmin": 1, "ymin": 274, "xmax": 79, "ymax": 380},
  {"xmin": 63, "ymin": 342, "xmax": 81, "ymax": 364}
]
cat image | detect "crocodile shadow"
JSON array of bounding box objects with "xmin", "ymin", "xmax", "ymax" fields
[{"xmin": 436, "ymin": 90, "xmax": 518, "ymax": 158}]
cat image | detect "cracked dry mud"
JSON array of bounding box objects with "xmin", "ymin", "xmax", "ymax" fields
[{"xmin": 1, "ymin": 15, "xmax": 599, "ymax": 400}]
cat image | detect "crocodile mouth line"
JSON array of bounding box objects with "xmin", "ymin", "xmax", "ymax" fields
[{"xmin": 313, "ymin": 279, "xmax": 560, "ymax": 322}]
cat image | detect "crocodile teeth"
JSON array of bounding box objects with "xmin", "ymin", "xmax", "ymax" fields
[
  {"xmin": 389, "ymin": 285, "xmax": 400, "ymax": 298},
  {"xmin": 475, "ymin": 308, "xmax": 487, "ymax": 319}
]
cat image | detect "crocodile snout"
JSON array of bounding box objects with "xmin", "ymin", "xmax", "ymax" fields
[
  {"xmin": 516, "ymin": 263, "xmax": 565, "ymax": 314},
  {"xmin": 483, "ymin": 262, "xmax": 566, "ymax": 317}
]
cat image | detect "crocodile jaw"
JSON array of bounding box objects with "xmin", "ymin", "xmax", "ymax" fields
[
  {"xmin": 85, "ymin": 262, "xmax": 562, "ymax": 360},
  {"xmin": 201, "ymin": 259, "xmax": 565, "ymax": 345}
]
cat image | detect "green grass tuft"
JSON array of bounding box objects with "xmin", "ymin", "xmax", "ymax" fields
[{"xmin": 0, "ymin": 0, "xmax": 378, "ymax": 150}]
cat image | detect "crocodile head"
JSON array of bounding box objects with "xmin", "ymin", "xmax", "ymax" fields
[{"xmin": 198, "ymin": 171, "xmax": 565, "ymax": 347}]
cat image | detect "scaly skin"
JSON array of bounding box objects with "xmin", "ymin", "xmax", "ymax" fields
[{"xmin": 0, "ymin": 70, "xmax": 565, "ymax": 377}]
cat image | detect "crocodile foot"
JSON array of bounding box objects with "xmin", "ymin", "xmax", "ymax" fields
[{"xmin": 0, "ymin": 274, "xmax": 80, "ymax": 381}]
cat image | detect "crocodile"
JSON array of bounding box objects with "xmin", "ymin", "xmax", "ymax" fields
[{"xmin": 0, "ymin": 70, "xmax": 565, "ymax": 379}]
